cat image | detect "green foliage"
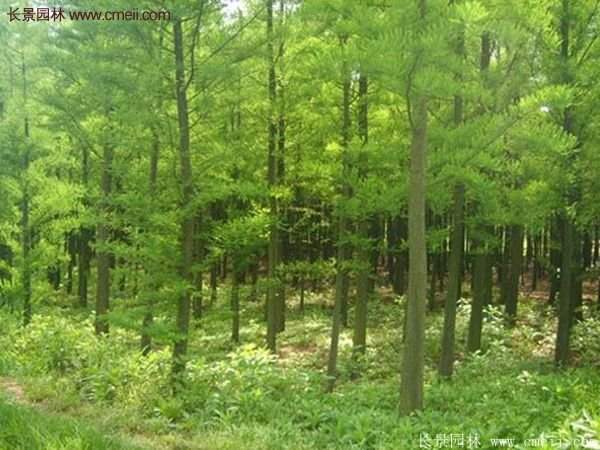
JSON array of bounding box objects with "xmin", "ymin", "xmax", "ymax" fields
[{"xmin": 2, "ymin": 296, "xmax": 600, "ymax": 449}]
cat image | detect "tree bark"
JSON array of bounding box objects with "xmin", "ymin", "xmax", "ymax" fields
[
  {"xmin": 326, "ymin": 36, "xmax": 352, "ymax": 392},
  {"xmin": 141, "ymin": 129, "xmax": 160, "ymax": 355},
  {"xmin": 399, "ymin": 4, "xmax": 428, "ymax": 410},
  {"xmin": 171, "ymin": 16, "xmax": 195, "ymax": 381},
  {"xmin": 20, "ymin": 55, "xmax": 32, "ymax": 326},
  {"xmin": 504, "ymin": 224, "xmax": 524, "ymax": 326},
  {"xmin": 439, "ymin": 183, "xmax": 465, "ymax": 377},
  {"xmin": 95, "ymin": 143, "xmax": 113, "ymax": 335},
  {"xmin": 353, "ymin": 73, "xmax": 370, "ymax": 362},
  {"xmin": 266, "ymin": 0, "xmax": 280, "ymax": 353}
]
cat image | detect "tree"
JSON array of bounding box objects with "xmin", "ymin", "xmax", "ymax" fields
[{"xmin": 399, "ymin": 0, "xmax": 429, "ymax": 416}]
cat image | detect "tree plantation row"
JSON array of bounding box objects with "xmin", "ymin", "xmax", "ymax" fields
[{"xmin": 1, "ymin": 0, "xmax": 600, "ymax": 421}]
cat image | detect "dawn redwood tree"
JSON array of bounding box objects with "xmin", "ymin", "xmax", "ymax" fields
[
  {"xmin": 353, "ymin": 72, "xmax": 370, "ymax": 361},
  {"xmin": 95, "ymin": 124, "xmax": 113, "ymax": 335},
  {"xmin": 171, "ymin": 13, "xmax": 195, "ymax": 381},
  {"xmin": 439, "ymin": 0, "xmax": 465, "ymax": 378},
  {"xmin": 266, "ymin": 0, "xmax": 280, "ymax": 353},
  {"xmin": 399, "ymin": 0, "xmax": 429, "ymax": 415}
]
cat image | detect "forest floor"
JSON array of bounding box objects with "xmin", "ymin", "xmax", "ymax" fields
[
  {"xmin": 0, "ymin": 380, "xmax": 144, "ymax": 449},
  {"xmin": 1, "ymin": 284, "xmax": 600, "ymax": 449}
]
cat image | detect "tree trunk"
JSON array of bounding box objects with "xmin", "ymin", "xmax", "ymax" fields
[
  {"xmin": 439, "ymin": 183, "xmax": 465, "ymax": 377},
  {"xmin": 266, "ymin": 0, "xmax": 280, "ymax": 353},
  {"xmin": 141, "ymin": 129, "xmax": 160, "ymax": 355},
  {"xmin": 468, "ymin": 241, "xmax": 492, "ymax": 353},
  {"xmin": 326, "ymin": 37, "xmax": 352, "ymax": 392},
  {"xmin": 353, "ymin": 72, "xmax": 369, "ymax": 363},
  {"xmin": 399, "ymin": 13, "xmax": 428, "ymax": 412},
  {"xmin": 231, "ymin": 271, "xmax": 240, "ymax": 343},
  {"xmin": 556, "ymin": 215, "xmax": 574, "ymax": 365},
  {"xmin": 95, "ymin": 143, "xmax": 113, "ymax": 335},
  {"xmin": 549, "ymin": 217, "xmax": 562, "ymax": 305},
  {"xmin": 21, "ymin": 55, "xmax": 32, "ymax": 326},
  {"xmin": 504, "ymin": 225, "xmax": 524, "ymax": 326},
  {"xmin": 171, "ymin": 16, "xmax": 195, "ymax": 381}
]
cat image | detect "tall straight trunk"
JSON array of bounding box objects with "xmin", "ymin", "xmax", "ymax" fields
[
  {"xmin": 95, "ymin": 143, "xmax": 113, "ymax": 335},
  {"xmin": 399, "ymin": 0, "xmax": 428, "ymax": 410},
  {"xmin": 141, "ymin": 129, "xmax": 160, "ymax": 355},
  {"xmin": 556, "ymin": 215, "xmax": 574, "ymax": 364},
  {"xmin": 368, "ymin": 215, "xmax": 381, "ymax": 293},
  {"xmin": 338, "ymin": 61, "xmax": 352, "ymax": 330},
  {"xmin": 582, "ymin": 231, "xmax": 592, "ymax": 270},
  {"xmin": 276, "ymin": 7, "xmax": 287, "ymax": 333},
  {"xmin": 172, "ymin": 16, "xmax": 195, "ymax": 380},
  {"xmin": 467, "ymin": 32, "xmax": 493, "ymax": 353},
  {"xmin": 210, "ymin": 262, "xmax": 218, "ymax": 305},
  {"xmin": 504, "ymin": 224, "xmax": 524, "ymax": 326},
  {"xmin": 353, "ymin": 219, "xmax": 369, "ymax": 356},
  {"xmin": 387, "ymin": 216, "xmax": 396, "ymax": 287},
  {"xmin": 78, "ymin": 144, "xmax": 92, "ymax": 308},
  {"xmin": 593, "ymin": 225, "xmax": 599, "ymax": 266},
  {"xmin": 192, "ymin": 213, "xmax": 204, "ymax": 320},
  {"xmin": 531, "ymin": 232, "xmax": 540, "ymax": 291},
  {"xmin": 525, "ymin": 233, "xmax": 533, "ymax": 276},
  {"xmin": 66, "ymin": 232, "xmax": 76, "ymax": 295},
  {"xmin": 326, "ymin": 37, "xmax": 352, "ymax": 393},
  {"xmin": 555, "ymin": 0, "xmax": 579, "ymax": 364},
  {"xmin": 499, "ymin": 227, "xmax": 510, "ymax": 305},
  {"xmin": 439, "ymin": 7, "xmax": 465, "ymax": 377},
  {"xmin": 390, "ymin": 216, "xmax": 408, "ymax": 295},
  {"xmin": 468, "ymin": 240, "xmax": 492, "ymax": 353},
  {"xmin": 249, "ymin": 262, "xmax": 258, "ymax": 302},
  {"xmin": 353, "ymin": 73, "xmax": 369, "ymax": 361},
  {"xmin": 21, "ymin": 55, "xmax": 31, "ymax": 326},
  {"xmin": 572, "ymin": 229, "xmax": 583, "ymax": 323},
  {"xmin": 428, "ymin": 215, "xmax": 441, "ymax": 311},
  {"xmin": 231, "ymin": 270, "xmax": 240, "ymax": 343},
  {"xmin": 549, "ymin": 216, "xmax": 562, "ymax": 305},
  {"xmin": 266, "ymin": 0, "xmax": 280, "ymax": 353},
  {"xmin": 78, "ymin": 228, "xmax": 92, "ymax": 307},
  {"xmin": 439, "ymin": 183, "xmax": 465, "ymax": 377}
]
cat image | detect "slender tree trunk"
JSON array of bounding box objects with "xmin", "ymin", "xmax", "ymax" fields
[
  {"xmin": 95, "ymin": 143, "xmax": 113, "ymax": 335},
  {"xmin": 593, "ymin": 225, "xmax": 599, "ymax": 266},
  {"xmin": 555, "ymin": 0, "xmax": 579, "ymax": 365},
  {"xmin": 66, "ymin": 232, "xmax": 76, "ymax": 295},
  {"xmin": 353, "ymin": 73, "xmax": 370, "ymax": 363},
  {"xmin": 141, "ymin": 129, "xmax": 160, "ymax": 355},
  {"xmin": 549, "ymin": 217, "xmax": 562, "ymax": 305},
  {"xmin": 439, "ymin": 8, "xmax": 465, "ymax": 376},
  {"xmin": 276, "ymin": 7, "xmax": 287, "ymax": 333},
  {"xmin": 505, "ymin": 224, "xmax": 524, "ymax": 326},
  {"xmin": 266, "ymin": 0, "xmax": 280, "ymax": 353},
  {"xmin": 467, "ymin": 32, "xmax": 493, "ymax": 353},
  {"xmin": 572, "ymin": 229, "xmax": 583, "ymax": 323},
  {"xmin": 499, "ymin": 227, "xmax": 510, "ymax": 306},
  {"xmin": 78, "ymin": 144, "xmax": 92, "ymax": 308},
  {"xmin": 326, "ymin": 37, "xmax": 352, "ymax": 393},
  {"xmin": 439, "ymin": 183, "xmax": 465, "ymax": 377},
  {"xmin": 556, "ymin": 215, "xmax": 574, "ymax": 365},
  {"xmin": 172, "ymin": 16, "xmax": 195, "ymax": 381},
  {"xmin": 468, "ymin": 239, "xmax": 492, "ymax": 353},
  {"xmin": 231, "ymin": 270, "xmax": 240, "ymax": 343},
  {"xmin": 21, "ymin": 55, "xmax": 31, "ymax": 326},
  {"xmin": 210, "ymin": 262, "xmax": 218, "ymax": 305},
  {"xmin": 399, "ymin": 0, "xmax": 428, "ymax": 410},
  {"xmin": 192, "ymin": 214, "xmax": 204, "ymax": 320}
]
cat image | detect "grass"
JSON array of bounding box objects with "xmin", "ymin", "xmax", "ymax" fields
[{"xmin": 0, "ymin": 396, "xmax": 142, "ymax": 450}]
